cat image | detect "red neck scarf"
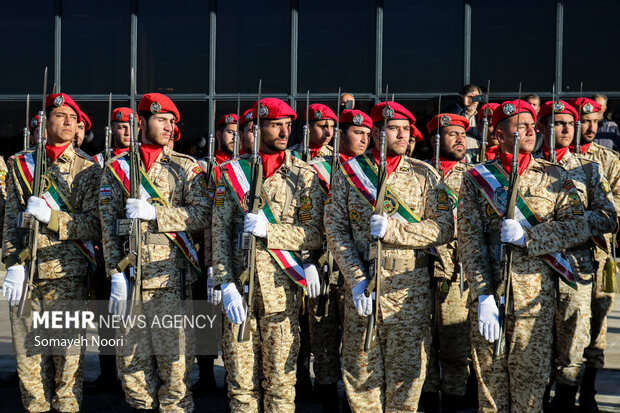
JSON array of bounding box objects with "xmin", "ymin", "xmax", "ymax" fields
[
  {"xmin": 371, "ymin": 148, "xmax": 401, "ymax": 177},
  {"xmin": 542, "ymin": 146, "xmax": 570, "ymax": 163},
  {"xmin": 140, "ymin": 143, "xmax": 163, "ymax": 172},
  {"xmin": 261, "ymin": 151, "xmax": 286, "ymax": 179},
  {"xmin": 310, "ymin": 143, "xmax": 326, "ymax": 159},
  {"xmin": 113, "ymin": 147, "xmax": 129, "ymax": 156},
  {"xmin": 485, "ymin": 145, "xmax": 500, "ymax": 161},
  {"xmin": 45, "ymin": 142, "xmax": 71, "ymax": 163},
  {"xmin": 438, "ymin": 157, "xmax": 458, "ymax": 173},
  {"xmin": 569, "ymin": 142, "xmax": 591, "ymax": 155},
  {"xmin": 498, "ymin": 151, "xmax": 531, "ymax": 176},
  {"xmin": 339, "ymin": 153, "xmax": 354, "ymax": 163},
  {"xmin": 215, "ymin": 150, "xmax": 231, "ymax": 165}
]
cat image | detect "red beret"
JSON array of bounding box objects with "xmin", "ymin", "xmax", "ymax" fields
[
  {"xmin": 411, "ymin": 124, "xmax": 423, "ymax": 142},
  {"xmin": 218, "ymin": 113, "xmax": 238, "ymax": 126},
  {"xmin": 79, "ymin": 110, "xmax": 91, "ymax": 131},
  {"xmin": 427, "ymin": 113, "xmax": 470, "ymax": 135},
  {"xmin": 339, "ymin": 109, "xmax": 372, "ymax": 129},
  {"xmin": 370, "ymin": 102, "xmax": 416, "ymax": 125},
  {"xmin": 539, "ymin": 100, "xmax": 579, "ymax": 122},
  {"xmin": 138, "ymin": 93, "xmax": 180, "ymax": 122},
  {"xmin": 252, "ymin": 98, "xmax": 297, "ymax": 121},
  {"xmin": 478, "ymin": 103, "xmax": 501, "ymax": 122},
  {"xmin": 111, "ymin": 107, "xmax": 133, "ymax": 123},
  {"xmin": 307, "ymin": 103, "xmax": 337, "ymax": 122},
  {"xmin": 240, "ymin": 108, "xmax": 254, "ymax": 126},
  {"xmin": 46, "ymin": 93, "xmax": 82, "ymax": 121},
  {"xmin": 173, "ymin": 124, "xmax": 181, "ymax": 142},
  {"xmin": 29, "ymin": 115, "xmax": 41, "ymax": 133},
  {"xmin": 492, "ymin": 100, "xmax": 537, "ymax": 128},
  {"xmin": 569, "ymin": 98, "xmax": 601, "ymax": 116}
]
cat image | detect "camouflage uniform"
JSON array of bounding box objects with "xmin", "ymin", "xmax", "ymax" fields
[
  {"xmin": 0, "ymin": 156, "xmax": 8, "ymax": 238},
  {"xmin": 423, "ymin": 162, "xmax": 472, "ymax": 397},
  {"xmin": 100, "ymin": 146, "xmax": 210, "ymax": 412},
  {"xmin": 552, "ymin": 151, "xmax": 616, "ymax": 386},
  {"xmin": 580, "ymin": 142, "xmax": 620, "ymax": 369},
  {"xmin": 289, "ymin": 143, "xmax": 334, "ymax": 159},
  {"xmin": 458, "ymin": 156, "xmax": 589, "ymax": 412},
  {"xmin": 212, "ymin": 151, "xmax": 324, "ymax": 413},
  {"xmin": 325, "ymin": 154, "xmax": 454, "ymax": 412},
  {"xmin": 2, "ymin": 144, "xmax": 101, "ymax": 412}
]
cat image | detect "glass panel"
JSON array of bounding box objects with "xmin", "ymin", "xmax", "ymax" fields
[
  {"xmin": 0, "ymin": 102, "xmax": 28, "ymax": 157},
  {"xmin": 62, "ymin": 1, "xmax": 130, "ymax": 94}
]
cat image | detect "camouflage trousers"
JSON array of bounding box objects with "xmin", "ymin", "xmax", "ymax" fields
[
  {"xmin": 554, "ymin": 275, "xmax": 592, "ymax": 385},
  {"xmin": 584, "ymin": 289, "xmax": 615, "ymax": 368},
  {"xmin": 10, "ymin": 276, "xmax": 87, "ymax": 413},
  {"xmin": 307, "ymin": 270, "xmax": 345, "ymax": 385},
  {"xmin": 222, "ymin": 282, "xmax": 300, "ymax": 413},
  {"xmin": 423, "ymin": 277, "xmax": 470, "ymax": 396},
  {"xmin": 116, "ymin": 287, "xmax": 195, "ymax": 412},
  {"xmin": 342, "ymin": 288, "xmax": 430, "ymax": 412},
  {"xmin": 470, "ymin": 296, "xmax": 554, "ymax": 413}
]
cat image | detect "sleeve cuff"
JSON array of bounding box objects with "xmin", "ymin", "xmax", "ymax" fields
[{"xmin": 46, "ymin": 209, "xmax": 59, "ymax": 233}]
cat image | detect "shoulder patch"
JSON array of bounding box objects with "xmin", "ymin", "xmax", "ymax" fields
[
  {"xmin": 193, "ymin": 165, "xmax": 204, "ymax": 175},
  {"xmin": 300, "ymin": 195, "xmax": 312, "ymax": 211},
  {"xmin": 437, "ymin": 188, "xmax": 450, "ymax": 210},
  {"xmin": 601, "ymin": 179, "xmax": 611, "ymax": 194},
  {"xmin": 562, "ymin": 180, "xmax": 576, "ymax": 192}
]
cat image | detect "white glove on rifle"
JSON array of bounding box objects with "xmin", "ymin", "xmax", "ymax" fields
[
  {"xmin": 1, "ymin": 265, "xmax": 26, "ymax": 306},
  {"xmin": 207, "ymin": 267, "xmax": 221, "ymax": 305},
  {"xmin": 304, "ymin": 264, "xmax": 320, "ymax": 299},
  {"xmin": 26, "ymin": 196, "xmax": 51, "ymax": 224},
  {"xmin": 370, "ymin": 213, "xmax": 388, "ymax": 238},
  {"xmin": 126, "ymin": 198, "xmax": 157, "ymax": 221},
  {"xmin": 108, "ymin": 272, "xmax": 129, "ymax": 316},
  {"xmin": 221, "ymin": 282, "xmax": 246, "ymax": 325},
  {"xmin": 478, "ymin": 294, "xmax": 500, "ymax": 343},
  {"xmin": 244, "ymin": 212, "xmax": 268, "ymax": 238},
  {"xmin": 501, "ymin": 219, "xmax": 526, "ymax": 247},
  {"xmin": 352, "ymin": 280, "xmax": 374, "ymax": 317}
]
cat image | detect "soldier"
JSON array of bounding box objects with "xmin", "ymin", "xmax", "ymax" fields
[
  {"xmin": 239, "ymin": 108, "xmax": 255, "ymax": 154},
  {"xmin": 73, "ymin": 109, "xmax": 91, "ymax": 148},
  {"xmin": 324, "ymin": 101, "xmax": 454, "ymax": 411},
  {"xmin": 101, "ymin": 93, "xmax": 209, "ymax": 411},
  {"xmin": 291, "ymin": 103, "xmax": 337, "ymax": 159},
  {"xmin": 338, "ymin": 109, "xmax": 372, "ymax": 161},
  {"xmin": 536, "ymin": 99, "xmax": 616, "ymax": 410},
  {"xmin": 406, "ymin": 124, "xmax": 424, "ymax": 157},
  {"xmin": 458, "ymin": 99, "xmax": 590, "ymax": 412},
  {"xmin": 569, "ymin": 97, "xmax": 620, "ymax": 411},
  {"xmin": 93, "ymin": 107, "xmax": 132, "ymax": 167},
  {"xmin": 421, "ymin": 113, "xmax": 473, "ymax": 413},
  {"xmin": 0, "ymin": 155, "xmax": 7, "ymax": 241},
  {"xmin": 215, "ymin": 113, "xmax": 238, "ymax": 165},
  {"xmin": 1, "ymin": 92, "xmax": 101, "ymax": 412},
  {"xmin": 212, "ymin": 97, "xmax": 323, "ymax": 412},
  {"xmin": 476, "ymin": 103, "xmax": 501, "ymax": 161}
]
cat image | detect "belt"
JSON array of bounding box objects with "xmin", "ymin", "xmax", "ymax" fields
[
  {"xmin": 363, "ymin": 254, "xmax": 429, "ymax": 272},
  {"xmin": 144, "ymin": 233, "xmax": 169, "ymax": 245}
]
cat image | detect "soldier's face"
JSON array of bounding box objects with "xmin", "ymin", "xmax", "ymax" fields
[
  {"xmin": 310, "ymin": 119, "xmax": 334, "ymax": 147},
  {"xmin": 260, "ymin": 117, "xmax": 291, "ymax": 154},
  {"xmin": 438, "ymin": 126, "xmax": 467, "ymax": 161},
  {"xmin": 46, "ymin": 106, "xmax": 78, "ymax": 144},
  {"xmin": 240, "ymin": 122, "xmax": 254, "ymax": 153},
  {"xmin": 372, "ymin": 119, "xmax": 410, "ymax": 156},
  {"xmin": 217, "ymin": 124, "xmax": 238, "ymax": 154},
  {"xmin": 594, "ymin": 96, "xmax": 607, "ymax": 114},
  {"xmin": 406, "ymin": 137, "xmax": 416, "ymax": 157},
  {"xmin": 580, "ymin": 112, "xmax": 601, "ymax": 143},
  {"xmin": 340, "ymin": 126, "xmax": 370, "ymax": 157},
  {"xmin": 73, "ymin": 122, "xmax": 85, "ymax": 148},
  {"xmin": 112, "ymin": 122, "xmax": 130, "ymax": 148},
  {"xmin": 526, "ymin": 97, "xmax": 540, "ymax": 113},
  {"xmin": 140, "ymin": 113, "xmax": 175, "ymax": 146},
  {"xmin": 540, "ymin": 113, "xmax": 574, "ymax": 149},
  {"xmin": 496, "ymin": 112, "xmax": 536, "ymax": 154},
  {"xmin": 476, "ymin": 118, "xmax": 496, "ymax": 138}
]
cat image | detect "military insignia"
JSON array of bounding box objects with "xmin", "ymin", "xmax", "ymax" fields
[
  {"xmin": 148, "ymin": 197, "xmax": 165, "ymax": 206},
  {"xmin": 300, "ymin": 212, "xmax": 311, "ymax": 223},
  {"xmin": 280, "ymin": 165, "xmax": 289, "ymax": 174},
  {"xmin": 245, "ymin": 111, "xmax": 253, "ymax": 121},
  {"xmin": 568, "ymin": 192, "xmax": 581, "ymax": 206},
  {"xmin": 150, "ymin": 101, "xmax": 161, "ymax": 113},
  {"xmin": 382, "ymin": 105, "xmax": 394, "ymax": 120},
  {"xmin": 242, "ymin": 191, "xmax": 265, "ymax": 211},
  {"xmin": 225, "ymin": 114, "xmax": 234, "ymax": 124},
  {"xmin": 502, "ymin": 103, "xmax": 516, "ymax": 116},
  {"xmin": 440, "ymin": 114, "xmax": 452, "ymax": 126},
  {"xmin": 160, "ymin": 156, "xmax": 170, "ymax": 164},
  {"xmin": 300, "ymin": 195, "xmax": 312, "ymax": 211},
  {"xmin": 583, "ymin": 102, "xmax": 594, "ymax": 114},
  {"xmin": 41, "ymin": 176, "xmax": 52, "ymax": 192},
  {"xmin": 258, "ymin": 104, "xmax": 269, "ymax": 117},
  {"xmin": 383, "ymin": 193, "xmax": 399, "ymax": 216},
  {"xmin": 30, "ymin": 117, "xmax": 38, "ymax": 128},
  {"xmin": 314, "ymin": 110, "xmax": 323, "ymax": 120},
  {"xmin": 398, "ymin": 166, "xmax": 409, "ymax": 172},
  {"xmin": 486, "ymin": 203, "xmax": 498, "ymax": 217},
  {"xmin": 116, "ymin": 112, "xmax": 124, "ymax": 121},
  {"xmin": 562, "ymin": 180, "xmax": 576, "ymax": 192},
  {"xmin": 493, "ymin": 186, "xmax": 508, "ymax": 212},
  {"xmin": 100, "ymin": 185, "xmax": 111, "ymax": 198},
  {"xmin": 457, "ymin": 211, "xmax": 464, "ymax": 220},
  {"xmin": 349, "ymin": 209, "xmax": 360, "ymax": 224},
  {"xmin": 353, "ymin": 113, "xmax": 364, "ymax": 125},
  {"xmin": 553, "ymin": 101, "xmax": 565, "ymax": 113},
  {"xmin": 53, "ymin": 95, "xmax": 64, "ymax": 107},
  {"xmin": 572, "ymin": 209, "xmax": 583, "ymax": 216},
  {"xmin": 192, "ymin": 166, "xmax": 204, "ymax": 175},
  {"xmin": 601, "ymin": 179, "xmax": 611, "ymax": 194},
  {"xmin": 324, "ymin": 195, "xmax": 331, "ymax": 205}
]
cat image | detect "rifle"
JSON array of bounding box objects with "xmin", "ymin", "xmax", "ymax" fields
[
  {"xmin": 479, "ymin": 80, "xmax": 491, "ymax": 162},
  {"xmin": 364, "ymin": 86, "xmax": 390, "ymax": 352},
  {"xmin": 201, "ymin": 104, "xmax": 217, "ymax": 182},
  {"xmin": 434, "ymin": 94, "xmax": 443, "ymax": 178},
  {"xmin": 316, "ymin": 87, "xmax": 342, "ymax": 318},
  {"xmin": 301, "ymin": 90, "xmax": 311, "ymax": 162},
  {"xmin": 574, "ymin": 82, "xmax": 583, "ymax": 155},
  {"xmin": 232, "ymin": 93, "xmax": 241, "ymax": 160},
  {"xmin": 17, "ymin": 68, "xmax": 48, "ymax": 318},
  {"xmin": 494, "ymin": 83, "xmax": 522, "ymax": 359},
  {"xmin": 23, "ymin": 94, "xmax": 30, "ymax": 151},
  {"xmin": 238, "ymin": 80, "xmax": 263, "ymax": 342},
  {"xmin": 104, "ymin": 92, "xmax": 113, "ymax": 163},
  {"xmin": 549, "ymin": 83, "xmax": 557, "ymax": 163}
]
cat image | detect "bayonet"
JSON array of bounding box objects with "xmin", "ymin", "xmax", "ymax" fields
[
  {"xmin": 23, "ymin": 94, "xmax": 30, "ymax": 151},
  {"xmin": 575, "ymin": 82, "xmax": 583, "ymax": 155},
  {"xmin": 480, "ymin": 80, "xmax": 491, "ymax": 162},
  {"xmin": 301, "ymin": 90, "xmax": 311, "ymax": 162},
  {"xmin": 549, "ymin": 83, "xmax": 557, "ymax": 163}
]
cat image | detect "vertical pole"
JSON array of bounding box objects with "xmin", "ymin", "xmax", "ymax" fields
[
  {"xmin": 555, "ymin": 0, "xmax": 564, "ymax": 93},
  {"xmin": 131, "ymin": 0, "xmax": 138, "ymax": 99},
  {"xmin": 375, "ymin": 0, "xmax": 383, "ymax": 103},
  {"xmin": 208, "ymin": 0, "xmax": 217, "ymax": 134},
  {"xmin": 54, "ymin": 0, "xmax": 62, "ymax": 91},
  {"xmin": 290, "ymin": 0, "xmax": 299, "ymax": 111},
  {"xmin": 463, "ymin": 0, "xmax": 472, "ymax": 86}
]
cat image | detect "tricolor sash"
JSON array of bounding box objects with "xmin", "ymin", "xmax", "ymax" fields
[
  {"xmin": 221, "ymin": 159, "xmax": 306, "ymax": 287},
  {"xmin": 16, "ymin": 152, "xmax": 96, "ymax": 265},
  {"xmin": 310, "ymin": 160, "xmax": 331, "ymax": 195},
  {"xmin": 467, "ymin": 162, "xmax": 577, "ymax": 287},
  {"xmin": 108, "ymin": 156, "xmax": 201, "ymax": 274}
]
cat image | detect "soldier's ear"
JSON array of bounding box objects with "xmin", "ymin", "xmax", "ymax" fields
[{"xmin": 138, "ymin": 116, "xmax": 147, "ymax": 130}]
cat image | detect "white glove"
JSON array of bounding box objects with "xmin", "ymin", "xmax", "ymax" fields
[
  {"xmin": 221, "ymin": 282, "xmax": 246, "ymax": 325},
  {"xmin": 352, "ymin": 280, "xmax": 374, "ymax": 317},
  {"xmin": 26, "ymin": 196, "xmax": 51, "ymax": 224},
  {"xmin": 478, "ymin": 294, "xmax": 500, "ymax": 343},
  {"xmin": 304, "ymin": 264, "xmax": 320, "ymax": 299},
  {"xmin": 370, "ymin": 212, "xmax": 388, "ymax": 238},
  {"xmin": 207, "ymin": 267, "xmax": 221, "ymax": 305},
  {"xmin": 126, "ymin": 198, "xmax": 157, "ymax": 221},
  {"xmin": 501, "ymin": 218, "xmax": 526, "ymax": 247},
  {"xmin": 1, "ymin": 265, "xmax": 26, "ymax": 306},
  {"xmin": 244, "ymin": 213, "xmax": 268, "ymax": 238},
  {"xmin": 108, "ymin": 272, "xmax": 129, "ymax": 316}
]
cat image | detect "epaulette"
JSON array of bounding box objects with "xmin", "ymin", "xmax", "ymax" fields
[
  {"xmin": 74, "ymin": 148, "xmax": 97, "ymax": 164},
  {"xmin": 169, "ymin": 150, "xmax": 198, "ymax": 165},
  {"xmin": 104, "ymin": 149, "xmax": 129, "ymax": 168},
  {"xmin": 592, "ymin": 142, "xmax": 620, "ymax": 158},
  {"xmin": 288, "ymin": 151, "xmax": 317, "ymax": 174}
]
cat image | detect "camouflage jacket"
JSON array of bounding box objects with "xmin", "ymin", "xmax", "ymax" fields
[
  {"xmin": 289, "ymin": 143, "xmax": 334, "ymax": 159},
  {"xmin": 0, "ymin": 156, "xmax": 8, "ymax": 241},
  {"xmin": 581, "ymin": 142, "xmax": 620, "ymax": 212}
]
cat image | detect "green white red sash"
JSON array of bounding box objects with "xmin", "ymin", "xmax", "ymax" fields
[
  {"xmin": 310, "ymin": 160, "xmax": 331, "ymax": 195},
  {"xmin": 467, "ymin": 161, "xmax": 577, "ymax": 287},
  {"xmin": 221, "ymin": 159, "xmax": 306, "ymax": 287},
  {"xmin": 16, "ymin": 152, "xmax": 96, "ymax": 265},
  {"xmin": 108, "ymin": 156, "xmax": 201, "ymax": 274}
]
